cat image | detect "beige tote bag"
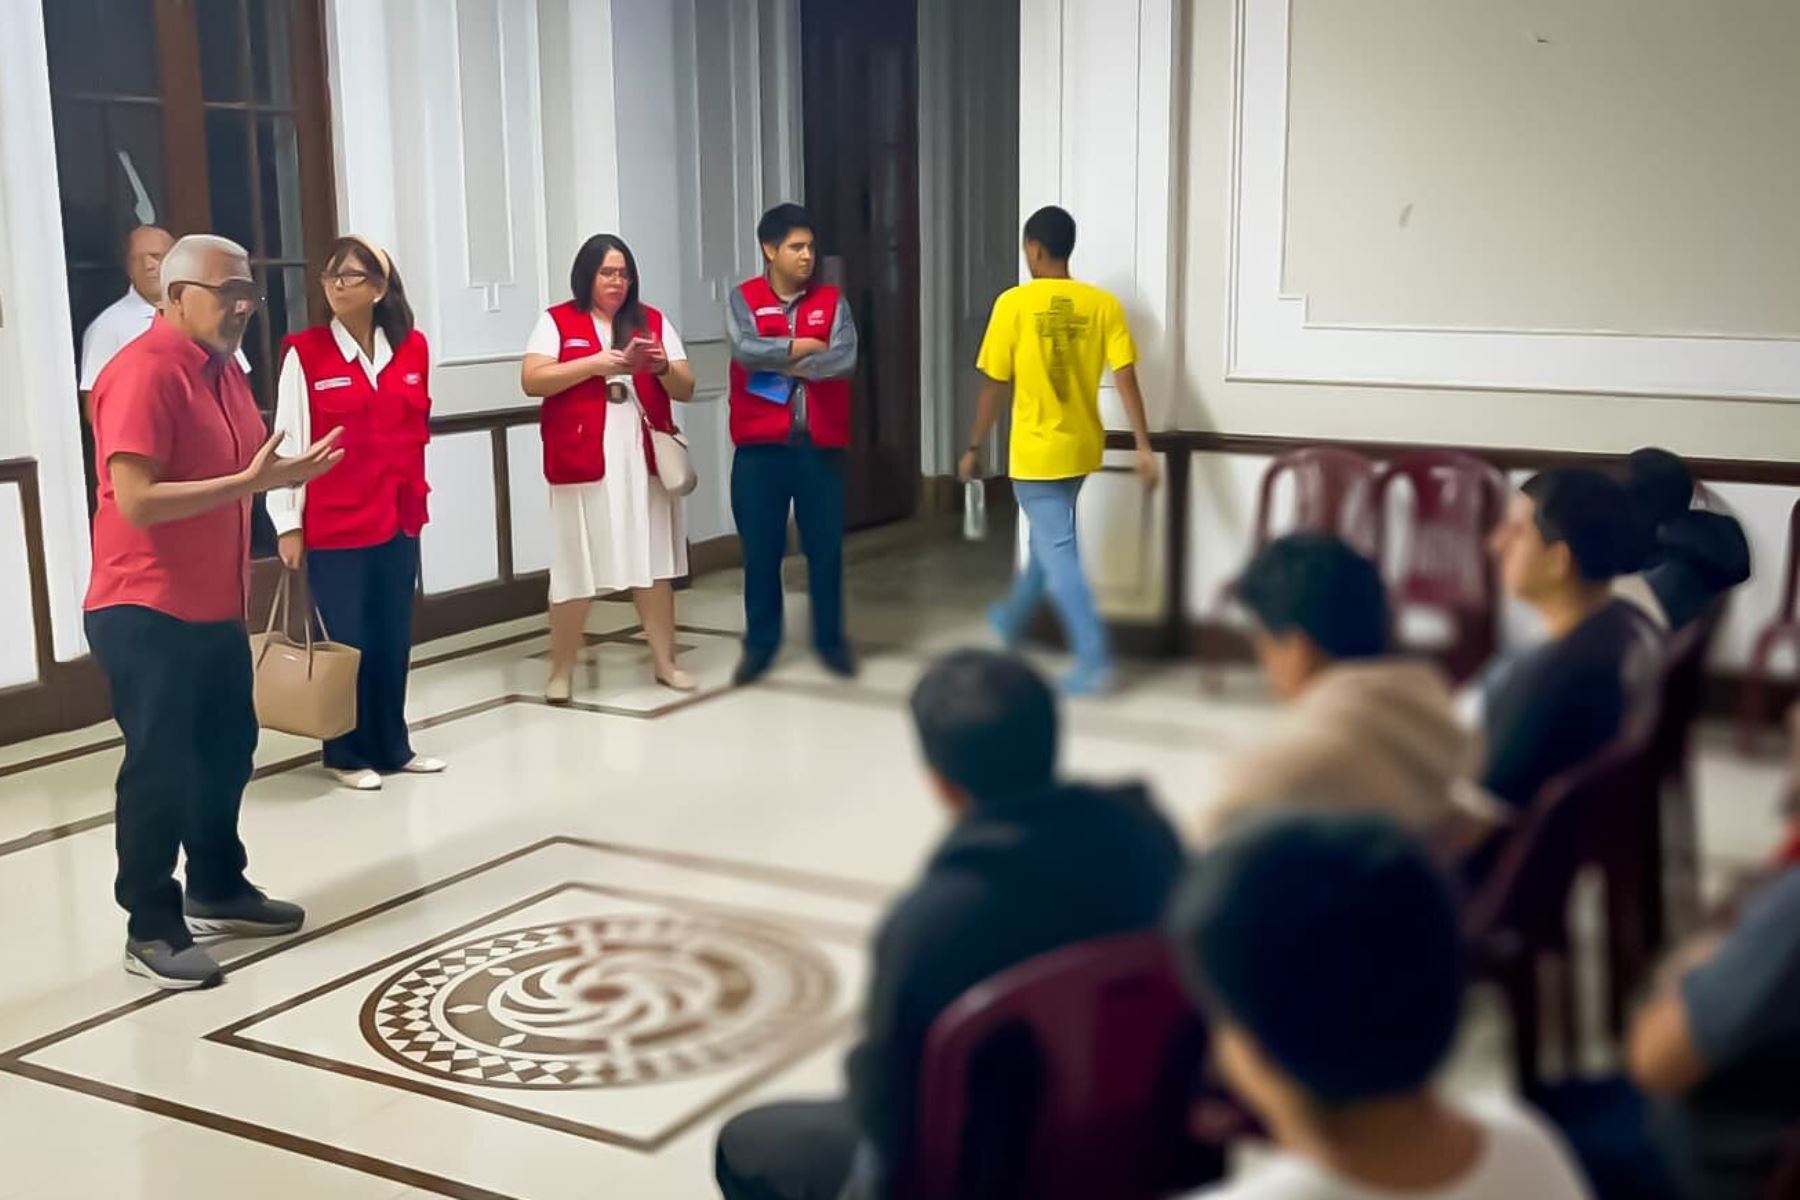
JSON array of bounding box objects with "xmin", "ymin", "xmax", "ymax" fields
[{"xmin": 249, "ymin": 569, "xmax": 361, "ymax": 740}]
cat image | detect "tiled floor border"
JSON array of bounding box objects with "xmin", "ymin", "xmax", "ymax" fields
[{"xmin": 0, "ymin": 835, "xmax": 890, "ymax": 1199}]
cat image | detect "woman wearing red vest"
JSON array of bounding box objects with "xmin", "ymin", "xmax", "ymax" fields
[
  {"xmin": 521, "ymin": 234, "xmax": 697, "ymax": 702},
  {"xmin": 268, "ymin": 236, "xmax": 445, "ymax": 792}
]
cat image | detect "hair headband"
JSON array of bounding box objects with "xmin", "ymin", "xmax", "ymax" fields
[{"xmin": 346, "ymin": 234, "xmax": 391, "ymax": 280}]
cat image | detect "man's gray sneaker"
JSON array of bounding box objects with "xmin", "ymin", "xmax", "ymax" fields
[
  {"xmin": 124, "ymin": 939, "xmax": 223, "ymax": 990},
  {"xmin": 184, "ymin": 888, "xmax": 306, "ymax": 938}
]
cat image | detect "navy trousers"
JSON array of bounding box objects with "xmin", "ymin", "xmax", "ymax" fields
[
  {"xmin": 86, "ymin": 606, "xmax": 257, "ymax": 944},
  {"xmin": 306, "ymin": 533, "xmax": 419, "ymax": 772},
  {"xmin": 730, "ymin": 442, "xmax": 847, "ymax": 657}
]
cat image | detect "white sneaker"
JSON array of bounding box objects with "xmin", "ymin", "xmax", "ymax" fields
[
  {"xmin": 401, "ymin": 756, "xmax": 447, "ymax": 774},
  {"xmin": 331, "ymin": 768, "xmax": 383, "ymax": 791},
  {"xmin": 545, "ymin": 673, "xmax": 573, "ymax": 705}
]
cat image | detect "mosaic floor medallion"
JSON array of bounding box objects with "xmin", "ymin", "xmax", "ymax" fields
[{"xmin": 359, "ymin": 910, "xmax": 837, "ymax": 1090}]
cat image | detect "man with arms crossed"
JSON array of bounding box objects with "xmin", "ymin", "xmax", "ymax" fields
[
  {"xmin": 725, "ymin": 203, "xmax": 860, "ymax": 685},
  {"xmin": 960, "ymin": 205, "xmax": 1159, "ymax": 695}
]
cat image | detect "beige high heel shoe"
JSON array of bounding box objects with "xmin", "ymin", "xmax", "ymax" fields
[{"xmin": 654, "ymin": 665, "xmax": 697, "ymax": 693}]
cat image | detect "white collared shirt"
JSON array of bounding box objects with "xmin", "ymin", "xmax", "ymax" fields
[
  {"xmin": 78, "ymin": 288, "xmax": 252, "ymax": 389},
  {"xmin": 265, "ymin": 319, "xmax": 399, "ymax": 537}
]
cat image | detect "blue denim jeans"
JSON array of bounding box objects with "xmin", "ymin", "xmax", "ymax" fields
[{"xmin": 993, "ymin": 477, "xmax": 1109, "ymax": 673}]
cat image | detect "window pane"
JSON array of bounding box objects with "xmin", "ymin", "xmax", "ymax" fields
[
  {"xmin": 241, "ymin": 265, "xmax": 275, "ymax": 408},
  {"xmin": 109, "ymin": 104, "xmax": 171, "ymax": 236},
  {"xmin": 52, "ymin": 100, "xmax": 111, "ymax": 266},
  {"xmin": 205, "ymin": 108, "xmax": 257, "ymax": 250},
  {"xmin": 267, "ymin": 265, "xmax": 311, "ymax": 352},
  {"xmin": 197, "ymin": 0, "xmax": 248, "ymax": 102},
  {"xmin": 257, "ymin": 115, "xmax": 304, "ymax": 260},
  {"xmin": 250, "ymin": 0, "xmax": 293, "ymax": 105},
  {"xmin": 44, "ymin": 0, "xmax": 160, "ymax": 97}
]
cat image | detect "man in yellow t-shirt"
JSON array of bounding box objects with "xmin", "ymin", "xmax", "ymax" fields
[{"xmin": 960, "ymin": 206, "xmax": 1160, "ymax": 695}]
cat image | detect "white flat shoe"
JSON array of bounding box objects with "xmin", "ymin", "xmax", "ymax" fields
[
  {"xmin": 654, "ymin": 667, "xmax": 698, "ymax": 693},
  {"xmin": 331, "ymin": 768, "xmax": 383, "ymax": 792},
  {"xmin": 545, "ymin": 673, "xmax": 573, "ymax": 705},
  {"xmin": 401, "ymin": 756, "xmax": 447, "ymax": 774}
]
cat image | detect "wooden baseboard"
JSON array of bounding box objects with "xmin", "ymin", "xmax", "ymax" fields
[
  {"xmin": 0, "ymin": 656, "xmax": 111, "ymax": 746},
  {"xmin": 686, "ymin": 533, "xmax": 744, "ymax": 579},
  {"xmin": 919, "ymin": 474, "xmax": 1014, "ymax": 517}
]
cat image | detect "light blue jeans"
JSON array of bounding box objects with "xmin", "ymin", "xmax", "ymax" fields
[{"xmin": 993, "ymin": 477, "xmax": 1109, "ymax": 673}]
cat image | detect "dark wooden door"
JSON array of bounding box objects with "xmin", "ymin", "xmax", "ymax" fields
[{"xmin": 800, "ymin": 0, "xmax": 922, "ymax": 530}]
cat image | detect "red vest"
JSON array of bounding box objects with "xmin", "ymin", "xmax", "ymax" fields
[
  {"xmin": 727, "ymin": 277, "xmax": 851, "ymax": 448},
  {"xmin": 539, "ymin": 302, "xmax": 674, "ymax": 484},
  {"xmin": 283, "ymin": 325, "xmax": 431, "ymax": 550}
]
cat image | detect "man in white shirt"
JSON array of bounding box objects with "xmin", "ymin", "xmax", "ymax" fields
[
  {"xmin": 1167, "ymin": 810, "xmax": 1595, "ymax": 1200},
  {"xmin": 79, "ymin": 224, "xmax": 249, "ymax": 398}
]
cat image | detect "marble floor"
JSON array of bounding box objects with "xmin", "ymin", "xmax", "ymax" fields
[{"xmin": 0, "ymin": 520, "xmax": 1788, "ymax": 1199}]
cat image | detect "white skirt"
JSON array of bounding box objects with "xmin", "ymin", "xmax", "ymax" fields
[{"xmin": 548, "ymin": 405, "xmax": 688, "ymax": 603}]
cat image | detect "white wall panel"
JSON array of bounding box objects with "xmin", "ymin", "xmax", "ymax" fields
[
  {"xmin": 1226, "ymin": 0, "xmax": 1800, "ymax": 402},
  {"xmin": 420, "ymin": 433, "xmax": 500, "ymax": 594},
  {"xmin": 0, "ymin": 0, "xmax": 92, "ymax": 662},
  {"xmin": 0, "ymin": 483, "xmax": 39, "ymax": 688},
  {"xmin": 506, "ymin": 424, "xmax": 553, "ymax": 577},
  {"xmin": 615, "ymin": 0, "xmax": 791, "ymax": 347}
]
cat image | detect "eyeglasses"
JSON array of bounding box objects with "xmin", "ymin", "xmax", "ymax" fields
[
  {"xmin": 323, "ymin": 270, "xmax": 374, "ymax": 289},
  {"xmin": 175, "ymin": 280, "xmax": 265, "ymax": 312},
  {"xmin": 596, "ymin": 267, "xmax": 631, "ymax": 282}
]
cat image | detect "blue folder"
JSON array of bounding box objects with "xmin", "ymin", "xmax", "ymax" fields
[{"xmin": 747, "ymin": 371, "xmax": 794, "ymax": 405}]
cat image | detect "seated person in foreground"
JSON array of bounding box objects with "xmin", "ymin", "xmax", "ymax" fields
[
  {"xmin": 1192, "ymin": 533, "xmax": 1485, "ymax": 848},
  {"xmin": 1481, "ymin": 468, "xmax": 1661, "ymax": 813},
  {"xmin": 1614, "ymin": 447, "xmax": 1751, "ymax": 633},
  {"xmin": 714, "ymin": 649, "xmax": 1184, "ymax": 1200},
  {"xmin": 1168, "ymin": 809, "xmax": 1594, "ymax": 1200},
  {"xmin": 1546, "ymin": 810, "xmax": 1800, "ymax": 1200}
]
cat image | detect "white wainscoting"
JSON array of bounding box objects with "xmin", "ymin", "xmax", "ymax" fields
[
  {"xmin": 1225, "ymin": 0, "xmax": 1800, "ymax": 402},
  {"xmin": 0, "ymin": 481, "xmax": 38, "ymax": 689},
  {"xmin": 420, "ymin": 433, "xmax": 501, "ymax": 595},
  {"xmin": 506, "ymin": 423, "xmax": 554, "ymax": 577}
]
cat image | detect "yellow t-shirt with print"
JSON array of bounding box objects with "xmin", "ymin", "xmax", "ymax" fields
[{"xmin": 975, "ymin": 278, "xmax": 1137, "ymax": 481}]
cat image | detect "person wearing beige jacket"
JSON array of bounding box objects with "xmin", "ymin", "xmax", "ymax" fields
[{"xmin": 1192, "ymin": 534, "xmax": 1492, "ymax": 851}]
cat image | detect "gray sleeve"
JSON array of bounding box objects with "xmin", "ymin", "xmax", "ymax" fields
[
  {"xmin": 795, "ymin": 296, "xmax": 859, "ymax": 380},
  {"xmin": 1681, "ymin": 871, "xmax": 1800, "ymax": 1074},
  {"xmin": 725, "ymin": 289, "xmax": 796, "ymax": 371}
]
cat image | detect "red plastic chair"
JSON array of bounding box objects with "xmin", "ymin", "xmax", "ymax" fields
[
  {"xmin": 1650, "ymin": 596, "xmax": 1731, "ymax": 943},
  {"xmin": 1740, "ymin": 498, "xmax": 1800, "ymax": 752},
  {"xmin": 905, "ymin": 933, "xmax": 1213, "ymax": 1200},
  {"xmin": 1249, "ymin": 446, "xmax": 1381, "ymax": 556},
  {"xmin": 1463, "ymin": 640, "xmax": 1664, "ymax": 1091},
  {"xmin": 1373, "ymin": 451, "xmax": 1509, "ymax": 683}
]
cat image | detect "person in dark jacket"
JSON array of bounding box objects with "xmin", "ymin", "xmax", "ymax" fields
[
  {"xmin": 1481, "ymin": 469, "xmax": 1662, "ymax": 814},
  {"xmin": 1615, "ymin": 447, "xmax": 1751, "ymax": 633},
  {"xmin": 714, "ymin": 649, "xmax": 1185, "ymax": 1200}
]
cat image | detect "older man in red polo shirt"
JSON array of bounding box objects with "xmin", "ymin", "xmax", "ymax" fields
[{"xmin": 85, "ymin": 233, "xmax": 343, "ymax": 990}]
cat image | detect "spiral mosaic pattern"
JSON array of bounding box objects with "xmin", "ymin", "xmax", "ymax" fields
[{"xmin": 359, "ymin": 911, "xmax": 836, "ymax": 1089}]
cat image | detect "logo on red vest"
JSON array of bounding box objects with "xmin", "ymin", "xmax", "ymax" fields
[
  {"xmin": 313, "ymin": 377, "xmax": 353, "ymax": 391},
  {"xmin": 806, "ymin": 312, "xmax": 828, "ymax": 328},
  {"xmin": 753, "ymin": 306, "xmax": 786, "ymax": 318},
  {"xmin": 403, "ymin": 372, "xmax": 423, "ymax": 385},
  {"xmin": 564, "ymin": 338, "xmax": 593, "ymax": 349}
]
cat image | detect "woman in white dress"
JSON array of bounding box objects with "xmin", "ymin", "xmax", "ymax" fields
[{"xmin": 521, "ymin": 234, "xmax": 696, "ymax": 702}]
